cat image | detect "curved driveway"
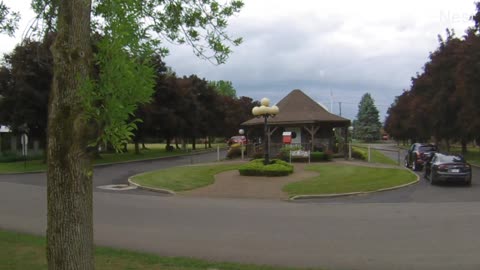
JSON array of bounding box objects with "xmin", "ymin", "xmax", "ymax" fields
[{"xmin": 1, "ymin": 148, "xmax": 480, "ymax": 270}]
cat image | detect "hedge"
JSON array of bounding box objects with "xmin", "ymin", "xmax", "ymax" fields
[
  {"xmin": 351, "ymin": 146, "xmax": 367, "ymax": 160},
  {"xmin": 238, "ymin": 159, "xmax": 294, "ymax": 176}
]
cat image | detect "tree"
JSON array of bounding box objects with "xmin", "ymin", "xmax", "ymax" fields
[
  {"xmin": 0, "ymin": 1, "xmax": 20, "ymax": 36},
  {"xmin": 355, "ymin": 93, "xmax": 382, "ymax": 142},
  {"xmin": 0, "ymin": 37, "xmax": 53, "ymax": 147},
  {"xmin": 5, "ymin": 0, "xmax": 244, "ymax": 269},
  {"xmin": 208, "ymin": 80, "xmax": 237, "ymax": 97}
]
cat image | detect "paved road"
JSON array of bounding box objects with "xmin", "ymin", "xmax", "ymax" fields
[
  {"xmin": 300, "ymin": 143, "xmax": 480, "ymax": 204},
  {"xmin": 1, "ymin": 148, "xmax": 480, "ymax": 270},
  {"xmin": 0, "ymin": 150, "xmax": 225, "ymax": 195}
]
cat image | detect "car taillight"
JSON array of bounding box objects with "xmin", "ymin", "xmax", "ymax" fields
[{"xmin": 438, "ymin": 165, "xmax": 448, "ymax": 171}]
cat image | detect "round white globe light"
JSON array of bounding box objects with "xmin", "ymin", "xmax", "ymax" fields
[
  {"xmin": 270, "ymin": 105, "xmax": 279, "ymax": 115},
  {"xmin": 239, "ymin": 129, "xmax": 244, "ymax": 135},
  {"xmin": 252, "ymin": 106, "xmax": 260, "ymax": 116},
  {"xmin": 260, "ymin": 98, "xmax": 270, "ymax": 107},
  {"xmin": 258, "ymin": 105, "xmax": 268, "ymax": 115}
]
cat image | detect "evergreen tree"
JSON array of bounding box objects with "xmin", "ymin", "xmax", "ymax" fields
[{"xmin": 355, "ymin": 93, "xmax": 382, "ymax": 142}]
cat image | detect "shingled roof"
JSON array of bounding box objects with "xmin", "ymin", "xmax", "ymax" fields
[{"xmin": 241, "ymin": 89, "xmax": 350, "ymax": 126}]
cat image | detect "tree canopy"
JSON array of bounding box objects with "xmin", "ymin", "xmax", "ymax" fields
[
  {"xmin": 354, "ymin": 93, "xmax": 382, "ymax": 142},
  {"xmin": 1, "ymin": 1, "xmax": 245, "ymax": 270},
  {"xmin": 385, "ymin": 3, "xmax": 480, "ymax": 152}
]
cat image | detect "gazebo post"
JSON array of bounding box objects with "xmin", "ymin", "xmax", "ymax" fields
[{"xmin": 303, "ymin": 125, "xmax": 320, "ymax": 151}]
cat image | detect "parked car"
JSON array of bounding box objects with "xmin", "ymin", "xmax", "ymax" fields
[
  {"xmin": 424, "ymin": 153, "xmax": 472, "ymax": 185},
  {"xmin": 228, "ymin": 135, "xmax": 247, "ymax": 146},
  {"xmin": 404, "ymin": 143, "xmax": 438, "ymax": 171}
]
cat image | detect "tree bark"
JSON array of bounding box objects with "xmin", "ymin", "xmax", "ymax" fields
[{"xmin": 47, "ymin": 0, "xmax": 94, "ymax": 270}]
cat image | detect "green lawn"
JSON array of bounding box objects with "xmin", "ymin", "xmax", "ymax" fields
[
  {"xmin": 352, "ymin": 145, "xmax": 398, "ymax": 166},
  {"xmin": 0, "ymin": 230, "xmax": 315, "ymax": 270},
  {"xmin": 0, "ymin": 143, "xmax": 225, "ymax": 174},
  {"xmin": 131, "ymin": 163, "xmax": 241, "ymax": 192},
  {"xmin": 95, "ymin": 143, "xmax": 225, "ymax": 165},
  {"xmin": 449, "ymin": 146, "xmax": 480, "ymax": 166},
  {"xmin": 0, "ymin": 159, "xmax": 46, "ymax": 173},
  {"xmin": 283, "ymin": 164, "xmax": 416, "ymax": 196}
]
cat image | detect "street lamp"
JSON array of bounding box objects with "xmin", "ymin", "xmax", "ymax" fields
[{"xmin": 252, "ymin": 98, "xmax": 279, "ymax": 165}]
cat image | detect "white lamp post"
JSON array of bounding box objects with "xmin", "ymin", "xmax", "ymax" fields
[
  {"xmin": 239, "ymin": 129, "xmax": 245, "ymax": 160},
  {"xmin": 252, "ymin": 98, "xmax": 279, "ymax": 165}
]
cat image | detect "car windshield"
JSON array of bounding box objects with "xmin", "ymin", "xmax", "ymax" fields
[
  {"xmin": 419, "ymin": 145, "xmax": 436, "ymax": 152},
  {"xmin": 436, "ymin": 154, "xmax": 465, "ymax": 163}
]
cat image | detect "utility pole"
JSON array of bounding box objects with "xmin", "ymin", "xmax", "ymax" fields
[
  {"xmin": 330, "ymin": 90, "xmax": 333, "ymax": 112},
  {"xmin": 339, "ymin": 102, "xmax": 342, "ymax": 116}
]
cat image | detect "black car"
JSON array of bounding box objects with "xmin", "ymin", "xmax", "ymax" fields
[
  {"xmin": 424, "ymin": 153, "xmax": 472, "ymax": 185},
  {"xmin": 404, "ymin": 143, "xmax": 438, "ymax": 171}
]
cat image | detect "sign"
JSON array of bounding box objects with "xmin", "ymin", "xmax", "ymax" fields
[
  {"xmin": 21, "ymin": 133, "xmax": 28, "ymax": 156},
  {"xmin": 282, "ymin": 131, "xmax": 292, "ymax": 144}
]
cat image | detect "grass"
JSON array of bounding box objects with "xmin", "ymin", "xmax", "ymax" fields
[
  {"xmin": 283, "ymin": 164, "xmax": 416, "ymax": 196},
  {"xmin": 449, "ymin": 146, "xmax": 480, "ymax": 166},
  {"xmin": 0, "ymin": 230, "xmax": 316, "ymax": 270},
  {"xmin": 351, "ymin": 145, "xmax": 398, "ymax": 166},
  {"xmin": 131, "ymin": 163, "xmax": 241, "ymax": 191},
  {"xmin": 0, "ymin": 143, "xmax": 225, "ymax": 174},
  {"xmin": 0, "ymin": 159, "xmax": 46, "ymax": 173}
]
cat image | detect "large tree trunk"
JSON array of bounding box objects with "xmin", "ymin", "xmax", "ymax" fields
[{"xmin": 47, "ymin": 1, "xmax": 94, "ymax": 270}]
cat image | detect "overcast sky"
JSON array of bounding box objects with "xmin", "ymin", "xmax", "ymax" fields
[{"xmin": 0, "ymin": 0, "xmax": 476, "ymax": 120}]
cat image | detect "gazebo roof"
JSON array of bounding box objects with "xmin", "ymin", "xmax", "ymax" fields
[{"xmin": 241, "ymin": 89, "xmax": 351, "ymax": 126}]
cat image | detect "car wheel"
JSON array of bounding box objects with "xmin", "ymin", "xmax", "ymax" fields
[{"xmin": 404, "ymin": 157, "xmax": 409, "ymax": 168}]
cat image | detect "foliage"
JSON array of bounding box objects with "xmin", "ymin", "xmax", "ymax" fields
[
  {"xmin": 351, "ymin": 145, "xmax": 398, "ymax": 165},
  {"xmin": 0, "ymin": 37, "xmax": 53, "ymax": 144},
  {"xmin": 283, "ymin": 164, "xmax": 416, "ymax": 196},
  {"xmin": 7, "ymin": 0, "xmax": 246, "ymax": 268},
  {"xmin": 385, "ymin": 4, "xmax": 480, "ymax": 153},
  {"xmin": 310, "ymin": 151, "xmax": 332, "ymax": 162},
  {"xmin": 276, "ymin": 145, "xmax": 303, "ymax": 161},
  {"xmin": 238, "ymin": 159, "xmax": 294, "ymax": 176},
  {"xmin": 0, "ymin": 151, "xmax": 44, "ymax": 163},
  {"xmin": 354, "ymin": 93, "xmax": 382, "ymax": 142},
  {"xmin": 208, "ymin": 80, "xmax": 237, "ymax": 97},
  {"xmin": 0, "ymin": 1, "xmax": 20, "ymax": 36},
  {"xmin": 351, "ymin": 146, "xmax": 367, "ymax": 161}
]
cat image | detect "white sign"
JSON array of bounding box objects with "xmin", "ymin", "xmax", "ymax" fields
[{"xmin": 21, "ymin": 133, "xmax": 28, "ymax": 156}]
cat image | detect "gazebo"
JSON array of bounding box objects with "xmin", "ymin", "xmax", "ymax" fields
[{"xmin": 241, "ymin": 89, "xmax": 351, "ymax": 157}]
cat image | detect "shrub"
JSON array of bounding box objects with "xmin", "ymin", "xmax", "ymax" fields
[
  {"xmin": 310, "ymin": 151, "xmax": 332, "ymax": 162},
  {"xmin": 351, "ymin": 147, "xmax": 367, "ymax": 160},
  {"xmin": 238, "ymin": 159, "xmax": 294, "ymax": 176},
  {"xmin": 0, "ymin": 151, "xmax": 45, "ymax": 162},
  {"xmin": 165, "ymin": 145, "xmax": 175, "ymax": 152}
]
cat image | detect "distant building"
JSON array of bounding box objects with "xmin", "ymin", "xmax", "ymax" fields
[{"xmin": 241, "ymin": 89, "xmax": 351, "ymax": 156}]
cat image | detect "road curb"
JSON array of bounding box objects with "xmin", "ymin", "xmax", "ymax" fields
[
  {"xmin": 289, "ymin": 168, "xmax": 420, "ymax": 201},
  {"xmin": 127, "ymin": 177, "xmax": 176, "ymax": 195}
]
